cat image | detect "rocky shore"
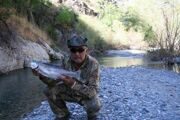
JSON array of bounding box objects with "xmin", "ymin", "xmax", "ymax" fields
[{"xmin": 23, "ymin": 66, "xmax": 180, "ymax": 120}]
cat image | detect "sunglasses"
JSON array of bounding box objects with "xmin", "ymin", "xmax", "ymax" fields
[{"xmin": 70, "ymin": 48, "xmax": 85, "ymax": 53}]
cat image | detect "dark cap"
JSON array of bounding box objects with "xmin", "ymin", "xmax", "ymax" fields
[{"xmin": 67, "ymin": 35, "xmax": 88, "ymax": 47}]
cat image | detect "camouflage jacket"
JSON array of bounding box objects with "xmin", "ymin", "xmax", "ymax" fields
[{"xmin": 61, "ymin": 55, "xmax": 100, "ymax": 99}]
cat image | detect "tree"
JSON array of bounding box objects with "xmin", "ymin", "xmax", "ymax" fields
[{"xmin": 154, "ymin": 2, "xmax": 180, "ymax": 54}]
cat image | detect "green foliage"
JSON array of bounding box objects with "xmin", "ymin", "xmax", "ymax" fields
[
  {"xmin": 55, "ymin": 6, "xmax": 76, "ymax": 28},
  {"xmin": 98, "ymin": 1, "xmax": 122, "ymax": 27},
  {"xmin": 0, "ymin": 0, "xmax": 52, "ymax": 22},
  {"xmin": 97, "ymin": 1, "xmax": 156, "ymax": 45},
  {"xmin": 0, "ymin": 0, "xmax": 58, "ymax": 41},
  {"xmin": 12, "ymin": 0, "xmax": 50, "ymax": 14},
  {"xmin": 75, "ymin": 18, "xmax": 110, "ymax": 51},
  {"xmin": 0, "ymin": 0, "xmax": 14, "ymax": 20},
  {"xmin": 46, "ymin": 25, "xmax": 57, "ymax": 40},
  {"xmin": 121, "ymin": 9, "xmax": 142, "ymax": 32},
  {"xmin": 143, "ymin": 26, "xmax": 156, "ymax": 46},
  {"xmin": 0, "ymin": 0, "xmax": 13, "ymax": 8},
  {"xmin": 120, "ymin": 8, "xmax": 156, "ymax": 44}
]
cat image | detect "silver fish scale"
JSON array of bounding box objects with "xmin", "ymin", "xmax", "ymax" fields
[{"xmin": 31, "ymin": 61, "xmax": 80, "ymax": 80}]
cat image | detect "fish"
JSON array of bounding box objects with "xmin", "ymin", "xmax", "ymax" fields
[{"xmin": 30, "ymin": 61, "xmax": 81, "ymax": 81}]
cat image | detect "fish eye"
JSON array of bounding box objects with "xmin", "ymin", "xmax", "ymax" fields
[{"xmin": 31, "ymin": 62, "xmax": 38, "ymax": 69}]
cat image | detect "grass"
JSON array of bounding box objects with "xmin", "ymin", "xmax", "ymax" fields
[{"xmin": 6, "ymin": 15, "xmax": 52, "ymax": 45}]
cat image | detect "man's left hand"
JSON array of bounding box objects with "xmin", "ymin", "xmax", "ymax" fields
[{"xmin": 58, "ymin": 75, "xmax": 75, "ymax": 87}]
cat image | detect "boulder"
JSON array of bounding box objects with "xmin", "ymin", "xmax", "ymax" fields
[
  {"xmin": 0, "ymin": 47, "xmax": 24, "ymax": 73},
  {"xmin": 58, "ymin": 0, "xmax": 99, "ymax": 16},
  {"xmin": 0, "ymin": 35, "xmax": 50, "ymax": 73}
]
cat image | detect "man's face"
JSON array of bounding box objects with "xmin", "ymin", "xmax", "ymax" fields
[{"xmin": 70, "ymin": 46, "xmax": 88, "ymax": 64}]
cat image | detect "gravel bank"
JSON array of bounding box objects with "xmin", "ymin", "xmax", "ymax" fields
[{"xmin": 23, "ymin": 66, "xmax": 180, "ymax": 120}]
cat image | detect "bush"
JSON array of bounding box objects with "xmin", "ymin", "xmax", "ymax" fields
[
  {"xmin": 121, "ymin": 9, "xmax": 141, "ymax": 31},
  {"xmin": 147, "ymin": 49, "xmax": 172, "ymax": 61},
  {"xmin": 98, "ymin": 1, "xmax": 122, "ymax": 28},
  {"xmin": 143, "ymin": 26, "xmax": 156, "ymax": 46},
  {"xmin": 0, "ymin": 0, "xmax": 52, "ymax": 23},
  {"xmin": 121, "ymin": 8, "xmax": 156, "ymax": 44},
  {"xmin": 46, "ymin": 25, "xmax": 57, "ymax": 40},
  {"xmin": 55, "ymin": 6, "xmax": 76, "ymax": 28},
  {"xmin": 98, "ymin": 2, "xmax": 156, "ymax": 46}
]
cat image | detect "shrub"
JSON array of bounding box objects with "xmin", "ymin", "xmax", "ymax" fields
[
  {"xmin": 121, "ymin": 8, "xmax": 156, "ymax": 45},
  {"xmin": 98, "ymin": 1, "xmax": 122, "ymax": 28},
  {"xmin": 55, "ymin": 6, "xmax": 76, "ymax": 28},
  {"xmin": 46, "ymin": 24, "xmax": 57, "ymax": 41}
]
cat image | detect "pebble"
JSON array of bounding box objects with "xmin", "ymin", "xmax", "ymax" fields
[{"xmin": 23, "ymin": 67, "xmax": 180, "ymax": 120}]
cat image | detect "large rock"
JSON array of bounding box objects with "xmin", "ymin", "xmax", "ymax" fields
[
  {"xmin": 54, "ymin": 0, "xmax": 99, "ymax": 16},
  {"xmin": 0, "ymin": 16, "xmax": 64, "ymax": 74},
  {"xmin": 0, "ymin": 47, "xmax": 24, "ymax": 73},
  {"xmin": 0, "ymin": 35, "xmax": 50, "ymax": 74},
  {"xmin": 0, "ymin": 33, "xmax": 66, "ymax": 74},
  {"xmin": 35, "ymin": 38, "xmax": 64, "ymax": 60}
]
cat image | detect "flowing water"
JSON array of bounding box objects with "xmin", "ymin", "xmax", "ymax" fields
[
  {"xmin": 0, "ymin": 69, "xmax": 45, "ymax": 120},
  {"xmin": 97, "ymin": 56, "xmax": 180, "ymax": 73},
  {"xmin": 0, "ymin": 50, "xmax": 179, "ymax": 120}
]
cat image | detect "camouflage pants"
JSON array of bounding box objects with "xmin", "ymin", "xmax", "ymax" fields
[{"xmin": 43, "ymin": 84, "xmax": 101, "ymax": 118}]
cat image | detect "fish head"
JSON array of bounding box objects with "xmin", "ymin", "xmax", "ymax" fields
[{"xmin": 30, "ymin": 61, "xmax": 38, "ymax": 69}]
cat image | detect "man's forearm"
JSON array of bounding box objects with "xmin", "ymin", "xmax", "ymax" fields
[{"xmin": 71, "ymin": 80, "xmax": 98, "ymax": 98}]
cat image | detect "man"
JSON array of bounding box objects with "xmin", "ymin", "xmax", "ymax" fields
[{"xmin": 36, "ymin": 35, "xmax": 101, "ymax": 120}]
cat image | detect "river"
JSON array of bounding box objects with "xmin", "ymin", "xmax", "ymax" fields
[{"xmin": 0, "ymin": 50, "xmax": 179, "ymax": 120}]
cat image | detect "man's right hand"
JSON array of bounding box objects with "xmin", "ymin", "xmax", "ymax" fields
[
  {"xmin": 32, "ymin": 69, "xmax": 60, "ymax": 86},
  {"xmin": 39, "ymin": 74, "xmax": 49, "ymax": 81},
  {"xmin": 32, "ymin": 69, "xmax": 39, "ymax": 76},
  {"xmin": 32, "ymin": 69, "xmax": 47, "ymax": 80}
]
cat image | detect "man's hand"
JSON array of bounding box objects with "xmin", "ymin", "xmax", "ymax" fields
[
  {"xmin": 58, "ymin": 75, "xmax": 76, "ymax": 87},
  {"xmin": 32, "ymin": 69, "xmax": 48, "ymax": 81},
  {"xmin": 32, "ymin": 69, "xmax": 39, "ymax": 76}
]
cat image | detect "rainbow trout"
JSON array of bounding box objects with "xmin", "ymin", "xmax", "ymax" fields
[{"xmin": 31, "ymin": 61, "xmax": 81, "ymax": 80}]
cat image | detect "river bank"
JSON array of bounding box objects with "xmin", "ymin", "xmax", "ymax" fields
[
  {"xmin": 0, "ymin": 50, "xmax": 179, "ymax": 120},
  {"xmin": 23, "ymin": 66, "xmax": 180, "ymax": 120}
]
